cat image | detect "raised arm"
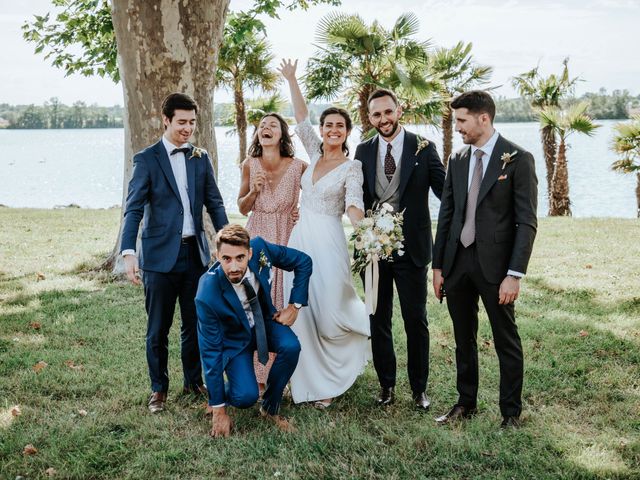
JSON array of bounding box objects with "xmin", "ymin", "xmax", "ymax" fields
[{"xmin": 278, "ymin": 59, "xmax": 308, "ymax": 123}]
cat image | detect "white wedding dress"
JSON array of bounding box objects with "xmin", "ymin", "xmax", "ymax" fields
[{"xmin": 284, "ymin": 119, "xmax": 371, "ymax": 404}]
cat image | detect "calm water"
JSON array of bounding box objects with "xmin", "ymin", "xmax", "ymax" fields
[{"xmin": 0, "ymin": 120, "xmax": 636, "ymax": 217}]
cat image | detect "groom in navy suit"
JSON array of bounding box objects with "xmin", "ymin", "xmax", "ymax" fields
[
  {"xmin": 121, "ymin": 92, "xmax": 228, "ymax": 413},
  {"xmin": 196, "ymin": 225, "xmax": 312, "ymax": 437}
]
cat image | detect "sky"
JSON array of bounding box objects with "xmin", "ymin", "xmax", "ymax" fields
[{"xmin": 1, "ymin": 0, "xmax": 638, "ymax": 106}]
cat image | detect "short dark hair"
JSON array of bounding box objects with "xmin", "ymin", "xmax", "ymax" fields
[
  {"xmin": 215, "ymin": 224, "xmax": 250, "ymax": 251},
  {"xmin": 319, "ymin": 107, "xmax": 352, "ymax": 156},
  {"xmin": 248, "ymin": 113, "xmax": 295, "ymax": 158},
  {"xmin": 161, "ymin": 92, "xmax": 199, "ymax": 121},
  {"xmin": 367, "ymin": 89, "xmax": 399, "ymax": 109},
  {"xmin": 450, "ymin": 90, "xmax": 496, "ymax": 122}
]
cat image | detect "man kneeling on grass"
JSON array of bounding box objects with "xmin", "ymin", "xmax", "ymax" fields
[{"xmin": 195, "ymin": 224, "xmax": 312, "ymax": 437}]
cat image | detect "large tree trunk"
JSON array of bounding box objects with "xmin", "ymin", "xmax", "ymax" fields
[
  {"xmin": 234, "ymin": 80, "xmax": 247, "ymax": 163},
  {"xmin": 441, "ymin": 103, "xmax": 453, "ymax": 168},
  {"xmin": 358, "ymin": 85, "xmax": 375, "ymax": 140},
  {"xmin": 541, "ymin": 125, "xmax": 557, "ymax": 201},
  {"xmin": 636, "ymin": 172, "xmax": 640, "ymax": 218},
  {"xmin": 549, "ymin": 139, "xmax": 571, "ymax": 216},
  {"xmin": 103, "ymin": 0, "xmax": 230, "ymax": 272}
]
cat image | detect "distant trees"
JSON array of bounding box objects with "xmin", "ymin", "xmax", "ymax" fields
[{"xmin": 1, "ymin": 99, "xmax": 123, "ymax": 129}]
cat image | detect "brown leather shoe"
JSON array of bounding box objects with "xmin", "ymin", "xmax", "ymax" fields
[
  {"xmin": 412, "ymin": 392, "xmax": 431, "ymax": 410},
  {"xmin": 501, "ymin": 416, "xmax": 522, "ymax": 429},
  {"xmin": 376, "ymin": 387, "xmax": 395, "ymax": 406},
  {"xmin": 148, "ymin": 392, "xmax": 167, "ymax": 413},
  {"xmin": 259, "ymin": 406, "xmax": 296, "ymax": 433},
  {"xmin": 183, "ymin": 384, "xmax": 209, "ymax": 397},
  {"xmin": 435, "ymin": 404, "xmax": 477, "ymax": 425}
]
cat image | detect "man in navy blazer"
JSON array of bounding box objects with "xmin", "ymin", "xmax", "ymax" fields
[
  {"xmin": 121, "ymin": 92, "xmax": 228, "ymax": 413},
  {"xmin": 196, "ymin": 225, "xmax": 312, "ymax": 437}
]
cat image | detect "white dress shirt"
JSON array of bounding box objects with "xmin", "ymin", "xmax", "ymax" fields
[
  {"xmin": 377, "ymin": 127, "xmax": 405, "ymax": 169},
  {"xmin": 230, "ymin": 268, "xmax": 260, "ymax": 328}
]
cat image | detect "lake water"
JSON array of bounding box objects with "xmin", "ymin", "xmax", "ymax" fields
[{"xmin": 0, "ymin": 120, "xmax": 636, "ymax": 217}]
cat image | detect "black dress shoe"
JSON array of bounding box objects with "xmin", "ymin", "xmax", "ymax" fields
[
  {"xmin": 376, "ymin": 387, "xmax": 395, "ymax": 406},
  {"xmin": 501, "ymin": 416, "xmax": 522, "ymax": 429},
  {"xmin": 434, "ymin": 404, "xmax": 477, "ymax": 425},
  {"xmin": 412, "ymin": 392, "xmax": 431, "ymax": 410},
  {"xmin": 183, "ymin": 384, "xmax": 209, "ymax": 397}
]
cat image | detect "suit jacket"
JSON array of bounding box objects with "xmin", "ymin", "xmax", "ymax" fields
[
  {"xmin": 121, "ymin": 139, "xmax": 228, "ymax": 272},
  {"xmin": 355, "ymin": 130, "xmax": 446, "ymax": 267},
  {"xmin": 432, "ymin": 134, "xmax": 538, "ymax": 284},
  {"xmin": 195, "ymin": 237, "xmax": 312, "ymax": 406}
]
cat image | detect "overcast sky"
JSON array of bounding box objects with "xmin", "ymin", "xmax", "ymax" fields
[{"xmin": 1, "ymin": 0, "xmax": 638, "ymax": 106}]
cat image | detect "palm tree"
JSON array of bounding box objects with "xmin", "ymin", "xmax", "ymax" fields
[
  {"xmin": 430, "ymin": 41, "xmax": 492, "ymax": 166},
  {"xmin": 216, "ymin": 12, "xmax": 279, "ymax": 161},
  {"xmin": 611, "ymin": 115, "xmax": 640, "ymax": 217},
  {"xmin": 246, "ymin": 94, "xmax": 287, "ymax": 129},
  {"xmin": 304, "ymin": 12, "xmax": 442, "ymax": 137},
  {"xmin": 512, "ymin": 58, "xmax": 579, "ymax": 200},
  {"xmin": 538, "ymin": 102, "xmax": 600, "ymax": 216}
]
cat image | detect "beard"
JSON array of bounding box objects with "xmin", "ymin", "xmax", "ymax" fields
[{"xmin": 375, "ymin": 120, "xmax": 400, "ymax": 139}]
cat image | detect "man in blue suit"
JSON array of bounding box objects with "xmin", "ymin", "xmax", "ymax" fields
[
  {"xmin": 196, "ymin": 224, "xmax": 312, "ymax": 437},
  {"xmin": 121, "ymin": 92, "xmax": 228, "ymax": 413}
]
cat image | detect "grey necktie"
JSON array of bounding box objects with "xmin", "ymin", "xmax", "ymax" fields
[
  {"xmin": 460, "ymin": 149, "xmax": 484, "ymax": 248},
  {"xmin": 241, "ymin": 278, "xmax": 269, "ymax": 365}
]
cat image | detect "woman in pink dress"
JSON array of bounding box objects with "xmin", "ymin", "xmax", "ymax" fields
[{"xmin": 237, "ymin": 112, "xmax": 307, "ymax": 394}]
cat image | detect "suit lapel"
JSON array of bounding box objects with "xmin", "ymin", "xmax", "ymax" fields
[
  {"xmin": 154, "ymin": 140, "xmax": 181, "ymax": 202},
  {"xmin": 186, "ymin": 145, "xmax": 196, "ymax": 212},
  {"xmin": 458, "ymin": 146, "xmax": 472, "ymax": 205},
  {"xmin": 398, "ymin": 131, "xmax": 417, "ymax": 199},
  {"xmin": 219, "ymin": 269, "xmax": 251, "ymax": 333},
  {"xmin": 477, "ymin": 135, "xmax": 508, "ymax": 206},
  {"xmin": 364, "ymin": 137, "xmax": 379, "ymax": 198}
]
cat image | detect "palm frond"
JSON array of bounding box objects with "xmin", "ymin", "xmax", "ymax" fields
[{"xmin": 391, "ymin": 12, "xmax": 420, "ymax": 40}]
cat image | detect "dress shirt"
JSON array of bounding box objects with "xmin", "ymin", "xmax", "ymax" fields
[
  {"xmin": 377, "ymin": 127, "xmax": 405, "ymax": 170},
  {"xmin": 230, "ymin": 268, "xmax": 260, "ymax": 328}
]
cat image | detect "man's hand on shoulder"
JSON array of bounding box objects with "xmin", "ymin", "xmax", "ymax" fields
[
  {"xmin": 274, "ymin": 304, "xmax": 300, "ymax": 326},
  {"xmin": 210, "ymin": 406, "xmax": 232, "ymax": 438},
  {"xmin": 123, "ymin": 254, "xmax": 141, "ymax": 285}
]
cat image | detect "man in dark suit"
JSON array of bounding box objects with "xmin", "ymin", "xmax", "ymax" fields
[
  {"xmin": 196, "ymin": 225, "xmax": 312, "ymax": 437},
  {"xmin": 355, "ymin": 89, "xmax": 445, "ymax": 409},
  {"xmin": 121, "ymin": 92, "xmax": 228, "ymax": 413},
  {"xmin": 432, "ymin": 90, "xmax": 538, "ymax": 428}
]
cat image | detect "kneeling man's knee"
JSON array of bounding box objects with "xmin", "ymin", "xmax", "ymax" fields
[{"xmin": 230, "ymin": 387, "xmax": 259, "ymax": 409}]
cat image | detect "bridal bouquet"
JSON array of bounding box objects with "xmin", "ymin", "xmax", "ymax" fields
[{"xmin": 351, "ymin": 203, "xmax": 405, "ymax": 314}]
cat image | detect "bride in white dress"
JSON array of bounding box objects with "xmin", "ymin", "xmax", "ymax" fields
[{"xmin": 279, "ymin": 59, "xmax": 370, "ymax": 407}]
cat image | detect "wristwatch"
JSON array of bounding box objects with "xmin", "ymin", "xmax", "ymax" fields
[{"xmin": 292, "ymin": 303, "xmax": 302, "ymax": 310}]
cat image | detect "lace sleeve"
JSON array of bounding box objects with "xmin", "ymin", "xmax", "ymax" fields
[
  {"xmin": 344, "ymin": 160, "xmax": 365, "ymax": 212},
  {"xmin": 295, "ymin": 118, "xmax": 322, "ymax": 163}
]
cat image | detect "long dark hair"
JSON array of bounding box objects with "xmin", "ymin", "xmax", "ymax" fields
[
  {"xmin": 319, "ymin": 107, "xmax": 352, "ymax": 157},
  {"xmin": 247, "ymin": 113, "xmax": 295, "ymax": 158}
]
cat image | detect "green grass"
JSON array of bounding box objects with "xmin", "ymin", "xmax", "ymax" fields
[{"xmin": 1, "ymin": 208, "xmax": 639, "ymax": 479}]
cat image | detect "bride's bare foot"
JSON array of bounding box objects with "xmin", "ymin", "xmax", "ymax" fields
[{"xmin": 259, "ymin": 406, "xmax": 296, "ymax": 433}]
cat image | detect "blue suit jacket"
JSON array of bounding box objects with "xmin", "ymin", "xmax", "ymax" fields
[
  {"xmin": 121, "ymin": 139, "xmax": 228, "ymax": 272},
  {"xmin": 195, "ymin": 237, "xmax": 312, "ymax": 405}
]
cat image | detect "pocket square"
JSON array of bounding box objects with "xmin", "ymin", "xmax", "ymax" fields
[
  {"xmin": 414, "ymin": 162, "xmax": 419, "ymax": 166},
  {"xmin": 498, "ymin": 174, "xmax": 508, "ymax": 181}
]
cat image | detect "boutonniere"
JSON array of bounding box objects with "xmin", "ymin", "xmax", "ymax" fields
[
  {"xmin": 415, "ymin": 136, "xmax": 429, "ymax": 156},
  {"xmin": 501, "ymin": 150, "xmax": 518, "ymax": 170},
  {"xmin": 189, "ymin": 146, "xmax": 205, "ymax": 159},
  {"xmin": 258, "ymin": 250, "xmax": 270, "ymax": 274}
]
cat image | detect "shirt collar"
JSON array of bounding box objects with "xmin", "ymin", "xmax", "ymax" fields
[
  {"xmin": 471, "ymin": 129, "xmax": 500, "ymax": 159},
  {"xmin": 162, "ymin": 135, "xmax": 190, "ymax": 157},
  {"xmin": 379, "ymin": 126, "xmax": 405, "ymax": 150}
]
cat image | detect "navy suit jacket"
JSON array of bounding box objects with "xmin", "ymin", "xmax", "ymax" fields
[
  {"xmin": 121, "ymin": 139, "xmax": 228, "ymax": 272},
  {"xmin": 195, "ymin": 237, "xmax": 312, "ymax": 405}
]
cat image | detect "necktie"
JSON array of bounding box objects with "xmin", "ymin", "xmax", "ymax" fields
[
  {"xmin": 460, "ymin": 149, "xmax": 485, "ymax": 248},
  {"xmin": 171, "ymin": 147, "xmax": 190, "ymax": 156},
  {"xmin": 241, "ymin": 278, "xmax": 269, "ymax": 365},
  {"xmin": 384, "ymin": 143, "xmax": 396, "ymax": 182}
]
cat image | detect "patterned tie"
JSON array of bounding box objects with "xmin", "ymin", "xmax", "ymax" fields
[
  {"xmin": 241, "ymin": 278, "xmax": 269, "ymax": 365},
  {"xmin": 460, "ymin": 149, "xmax": 485, "ymax": 248},
  {"xmin": 384, "ymin": 143, "xmax": 396, "ymax": 182}
]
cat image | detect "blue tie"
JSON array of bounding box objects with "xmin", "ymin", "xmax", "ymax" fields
[{"xmin": 241, "ymin": 278, "xmax": 269, "ymax": 365}]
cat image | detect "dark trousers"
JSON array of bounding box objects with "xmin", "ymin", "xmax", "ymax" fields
[
  {"xmin": 368, "ymin": 254, "xmax": 429, "ymax": 394},
  {"xmin": 444, "ymin": 244, "xmax": 523, "ymax": 417},
  {"xmin": 142, "ymin": 238, "xmax": 206, "ymax": 393},
  {"xmin": 225, "ymin": 322, "xmax": 300, "ymax": 415}
]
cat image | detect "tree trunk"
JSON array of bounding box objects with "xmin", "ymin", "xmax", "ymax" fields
[
  {"xmin": 358, "ymin": 85, "xmax": 375, "ymax": 140},
  {"xmin": 234, "ymin": 80, "xmax": 247, "ymax": 163},
  {"xmin": 103, "ymin": 0, "xmax": 230, "ymax": 272},
  {"xmin": 549, "ymin": 139, "xmax": 571, "ymax": 216},
  {"xmin": 636, "ymin": 172, "xmax": 640, "ymax": 218},
  {"xmin": 541, "ymin": 125, "xmax": 557, "ymax": 201},
  {"xmin": 441, "ymin": 103, "xmax": 453, "ymax": 168}
]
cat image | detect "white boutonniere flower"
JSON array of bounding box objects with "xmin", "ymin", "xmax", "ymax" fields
[
  {"xmin": 189, "ymin": 146, "xmax": 205, "ymax": 159},
  {"xmin": 258, "ymin": 250, "xmax": 270, "ymax": 274},
  {"xmin": 501, "ymin": 150, "xmax": 518, "ymax": 170},
  {"xmin": 415, "ymin": 136, "xmax": 429, "ymax": 155}
]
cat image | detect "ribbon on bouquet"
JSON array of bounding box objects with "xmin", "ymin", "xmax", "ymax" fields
[{"xmin": 364, "ymin": 257, "xmax": 380, "ymax": 315}]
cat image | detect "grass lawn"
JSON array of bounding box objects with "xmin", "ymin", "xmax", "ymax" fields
[{"xmin": 0, "ymin": 208, "xmax": 638, "ymax": 479}]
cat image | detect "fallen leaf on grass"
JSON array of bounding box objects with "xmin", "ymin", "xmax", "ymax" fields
[
  {"xmin": 77, "ymin": 409, "xmax": 88, "ymax": 417},
  {"xmin": 23, "ymin": 444, "xmax": 38, "ymax": 455},
  {"xmin": 64, "ymin": 360, "xmax": 84, "ymax": 371},
  {"xmin": 11, "ymin": 406, "xmax": 21, "ymax": 417},
  {"xmin": 578, "ymin": 330, "xmax": 589, "ymax": 337},
  {"xmin": 585, "ymin": 264, "xmax": 593, "ymax": 269},
  {"xmin": 45, "ymin": 467, "xmax": 57, "ymax": 477},
  {"xmin": 36, "ymin": 272, "xmax": 46, "ymax": 281},
  {"xmin": 29, "ymin": 322, "xmax": 42, "ymax": 330},
  {"xmin": 33, "ymin": 361, "xmax": 48, "ymax": 373},
  {"xmin": 481, "ymin": 451, "xmax": 495, "ymax": 457}
]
